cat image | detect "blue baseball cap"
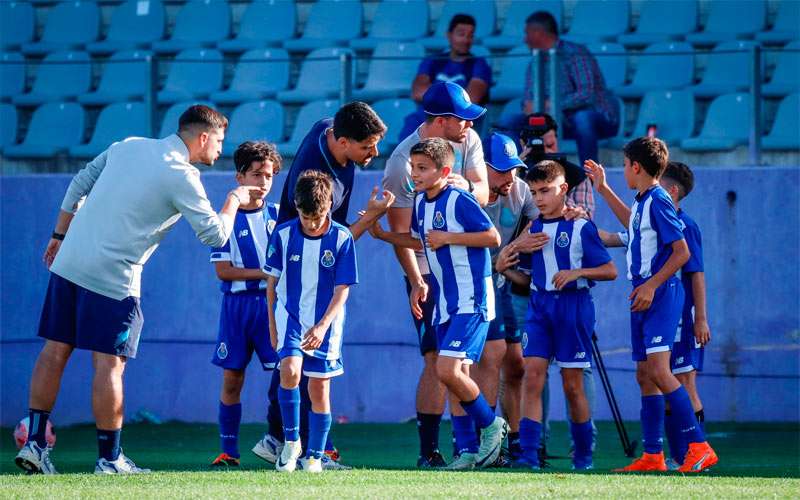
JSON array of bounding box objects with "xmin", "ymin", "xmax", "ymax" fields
[
  {"xmin": 483, "ymin": 132, "xmax": 525, "ymax": 172},
  {"xmin": 422, "ymin": 81, "xmax": 486, "ymax": 121}
]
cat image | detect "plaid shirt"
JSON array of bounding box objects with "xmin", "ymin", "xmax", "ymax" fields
[{"xmin": 568, "ymin": 178, "xmax": 595, "ymax": 219}]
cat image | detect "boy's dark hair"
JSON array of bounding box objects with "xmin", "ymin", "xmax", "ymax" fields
[
  {"xmin": 525, "ymin": 11, "xmax": 559, "ymax": 36},
  {"xmin": 233, "ymin": 141, "xmax": 282, "ymax": 175},
  {"xmin": 623, "ymin": 137, "xmax": 669, "ymax": 178},
  {"xmin": 529, "ymin": 112, "xmax": 558, "ymax": 135},
  {"xmin": 178, "ymin": 104, "xmax": 228, "ymax": 134},
  {"xmin": 410, "ymin": 137, "xmax": 455, "ymax": 170},
  {"xmin": 332, "ymin": 101, "xmax": 387, "ymax": 142},
  {"xmin": 294, "ymin": 170, "xmax": 333, "ymax": 216},
  {"xmin": 448, "ymin": 13, "xmax": 476, "ymax": 32},
  {"xmin": 525, "ymin": 159, "xmax": 566, "ymax": 184},
  {"xmin": 662, "ymin": 161, "xmax": 694, "ymax": 200}
]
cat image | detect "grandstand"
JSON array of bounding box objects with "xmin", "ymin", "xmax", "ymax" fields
[{"xmin": 0, "ymin": 0, "xmax": 798, "ymax": 174}]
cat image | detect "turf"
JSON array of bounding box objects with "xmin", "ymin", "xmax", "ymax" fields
[{"xmin": 1, "ymin": 421, "xmax": 798, "ymax": 498}]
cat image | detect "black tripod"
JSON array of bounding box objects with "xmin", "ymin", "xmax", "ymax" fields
[{"xmin": 591, "ymin": 332, "xmax": 638, "ymax": 457}]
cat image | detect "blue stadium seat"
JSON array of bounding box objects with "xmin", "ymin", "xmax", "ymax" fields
[
  {"xmin": 158, "ymin": 49, "xmax": 224, "ymax": 104},
  {"xmin": 152, "ymin": 0, "xmax": 230, "ymax": 54},
  {"xmin": 616, "ymin": 42, "xmax": 694, "ymax": 98},
  {"xmin": 608, "ymin": 90, "xmax": 694, "ymax": 148},
  {"xmin": 689, "ymin": 41, "xmax": 758, "ymax": 98},
  {"xmin": 0, "ymin": 52, "xmax": 26, "ymax": 101},
  {"xmin": 276, "ymin": 99, "xmax": 340, "ymax": 156},
  {"xmin": 0, "ymin": 1, "xmax": 35, "ymax": 51},
  {"xmin": 755, "ymin": 1, "xmax": 800, "ymax": 45},
  {"xmin": 0, "ymin": 103, "xmax": 18, "ymax": 151},
  {"xmin": 617, "ymin": 0, "xmax": 697, "ymax": 48},
  {"xmin": 221, "ymin": 100, "xmax": 285, "ymax": 157},
  {"xmin": 492, "ymin": 45, "xmax": 532, "ymax": 102},
  {"xmin": 283, "ymin": 0, "xmax": 362, "ymax": 52},
  {"xmin": 686, "ymin": 0, "xmax": 766, "ymax": 46},
  {"xmin": 87, "ymin": 0, "xmax": 166, "ymax": 55},
  {"xmin": 21, "ymin": 1, "xmax": 100, "ymax": 56},
  {"xmin": 158, "ymin": 101, "xmax": 214, "ymax": 138},
  {"xmin": 211, "ymin": 48, "xmax": 290, "ymax": 104},
  {"xmin": 681, "ymin": 93, "xmax": 750, "ymax": 151},
  {"xmin": 763, "ymin": 93, "xmax": 799, "ymax": 150},
  {"xmin": 420, "ymin": 0, "xmax": 496, "ymax": 51},
  {"xmin": 276, "ymin": 47, "xmax": 353, "ymax": 104},
  {"xmin": 350, "ymin": 0, "xmax": 428, "ymax": 51},
  {"xmin": 218, "ymin": 0, "xmax": 296, "ymax": 53},
  {"xmin": 587, "ymin": 42, "xmax": 627, "ymax": 90},
  {"xmin": 563, "ymin": 0, "xmax": 629, "ymax": 45},
  {"xmin": 78, "ymin": 50, "xmax": 151, "ymax": 105},
  {"xmin": 70, "ymin": 102, "xmax": 147, "ymax": 158},
  {"xmin": 370, "ymin": 98, "xmax": 417, "ymax": 151},
  {"xmin": 12, "ymin": 51, "xmax": 91, "ymax": 106},
  {"xmin": 499, "ymin": 97, "xmax": 522, "ymax": 121},
  {"xmin": 4, "ymin": 102, "xmax": 85, "ymax": 158},
  {"xmin": 352, "ymin": 42, "xmax": 424, "ymax": 101},
  {"xmin": 763, "ymin": 41, "xmax": 800, "ymax": 97},
  {"xmin": 484, "ymin": 0, "xmax": 562, "ymax": 50}
]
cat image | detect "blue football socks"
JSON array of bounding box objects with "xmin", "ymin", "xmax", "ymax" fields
[
  {"xmin": 97, "ymin": 428, "xmax": 121, "ymax": 461},
  {"xmin": 519, "ymin": 418, "xmax": 542, "ymax": 466},
  {"xmin": 664, "ymin": 408, "xmax": 684, "ymax": 462},
  {"xmin": 460, "ymin": 395, "xmax": 495, "ymax": 429},
  {"xmin": 218, "ymin": 401, "xmax": 242, "ymax": 458},
  {"xmin": 641, "ymin": 395, "xmax": 665, "ymax": 454},
  {"xmin": 452, "ymin": 415, "xmax": 479, "ymax": 454},
  {"xmin": 307, "ymin": 412, "xmax": 332, "ymax": 459},
  {"xmin": 278, "ymin": 386, "xmax": 301, "ymax": 442},
  {"xmin": 664, "ymin": 386, "xmax": 706, "ymax": 444},
  {"xmin": 571, "ymin": 420, "xmax": 594, "ymax": 467}
]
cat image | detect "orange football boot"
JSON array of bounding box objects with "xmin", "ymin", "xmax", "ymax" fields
[
  {"xmin": 677, "ymin": 442, "xmax": 718, "ymax": 473},
  {"xmin": 210, "ymin": 452, "xmax": 240, "ymax": 467},
  {"xmin": 613, "ymin": 452, "xmax": 668, "ymax": 472}
]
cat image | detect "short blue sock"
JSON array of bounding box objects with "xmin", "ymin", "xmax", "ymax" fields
[
  {"xmin": 641, "ymin": 395, "xmax": 665, "ymax": 454},
  {"xmin": 28, "ymin": 409, "xmax": 50, "ymax": 448},
  {"xmin": 452, "ymin": 415, "xmax": 479, "ymax": 454},
  {"xmin": 278, "ymin": 386, "xmax": 301, "ymax": 442},
  {"xmin": 307, "ymin": 412, "xmax": 332, "ymax": 459},
  {"xmin": 519, "ymin": 418, "xmax": 541, "ymax": 466},
  {"xmin": 664, "ymin": 386, "xmax": 706, "ymax": 444},
  {"xmin": 664, "ymin": 409, "xmax": 684, "ymax": 462},
  {"xmin": 460, "ymin": 395, "xmax": 495, "ymax": 429},
  {"xmin": 218, "ymin": 401, "xmax": 241, "ymax": 458},
  {"xmin": 97, "ymin": 428, "xmax": 121, "ymax": 461},
  {"xmin": 570, "ymin": 420, "xmax": 593, "ymax": 466}
]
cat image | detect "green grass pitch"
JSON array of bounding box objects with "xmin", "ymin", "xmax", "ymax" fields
[{"xmin": 1, "ymin": 421, "xmax": 798, "ymax": 497}]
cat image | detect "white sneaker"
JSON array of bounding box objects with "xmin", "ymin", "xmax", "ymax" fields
[
  {"xmin": 15, "ymin": 442, "xmax": 57, "ymax": 475},
  {"xmin": 95, "ymin": 451, "xmax": 151, "ymax": 474},
  {"xmin": 252, "ymin": 434, "xmax": 283, "ymax": 464},
  {"xmin": 475, "ymin": 417, "xmax": 508, "ymax": 468},
  {"xmin": 298, "ymin": 456, "xmax": 323, "ymax": 473},
  {"xmin": 275, "ymin": 440, "xmax": 302, "ymax": 473},
  {"xmin": 446, "ymin": 452, "xmax": 477, "ymax": 470},
  {"xmin": 321, "ymin": 454, "xmax": 352, "ymax": 470},
  {"xmin": 666, "ymin": 457, "xmax": 681, "ymax": 471}
]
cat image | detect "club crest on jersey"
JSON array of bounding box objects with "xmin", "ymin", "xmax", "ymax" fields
[
  {"xmin": 267, "ymin": 219, "xmax": 276, "ymax": 233},
  {"xmin": 633, "ymin": 212, "xmax": 641, "ymax": 230},
  {"xmin": 217, "ymin": 342, "xmax": 228, "ymax": 360},
  {"xmin": 521, "ymin": 332, "xmax": 528, "ymax": 349},
  {"xmin": 320, "ymin": 249, "xmax": 335, "ymax": 268},
  {"xmin": 432, "ymin": 211, "xmax": 445, "ymax": 229},
  {"xmin": 556, "ymin": 231, "xmax": 570, "ymax": 248}
]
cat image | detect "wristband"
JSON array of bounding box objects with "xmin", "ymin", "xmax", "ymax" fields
[
  {"xmin": 52, "ymin": 232, "xmax": 65, "ymax": 241},
  {"xmin": 467, "ymin": 178, "xmax": 475, "ymax": 193}
]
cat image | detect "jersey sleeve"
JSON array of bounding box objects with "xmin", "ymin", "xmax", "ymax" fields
[
  {"xmin": 580, "ymin": 221, "xmax": 612, "ymax": 268},
  {"xmin": 455, "ymin": 192, "xmax": 493, "ymax": 232},
  {"xmin": 682, "ymin": 220, "xmax": 704, "ymax": 273},
  {"xmin": 650, "ymin": 194, "xmax": 684, "ymax": 245},
  {"xmin": 472, "ymin": 57, "xmax": 492, "ymax": 85},
  {"xmin": 618, "ymin": 230, "xmax": 630, "ymax": 247},
  {"xmin": 334, "ymin": 232, "xmax": 359, "ymax": 287},
  {"xmin": 209, "ymin": 239, "xmax": 231, "ymax": 263},
  {"xmin": 262, "ymin": 230, "xmax": 284, "ymax": 278},
  {"xmin": 417, "ymin": 57, "xmax": 433, "ymax": 78},
  {"xmin": 382, "ymin": 152, "xmax": 416, "ymax": 209},
  {"xmin": 410, "ymin": 196, "xmax": 421, "ymax": 239}
]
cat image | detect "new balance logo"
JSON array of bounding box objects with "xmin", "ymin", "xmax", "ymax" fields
[
  {"xmin": 289, "ymin": 254, "xmax": 300, "ymax": 262},
  {"xmin": 449, "ymin": 340, "xmax": 462, "ymax": 348},
  {"xmin": 238, "ymin": 229, "xmax": 249, "ymax": 238},
  {"xmin": 652, "ymin": 336, "xmax": 662, "ymax": 344},
  {"xmin": 575, "ymin": 352, "xmax": 586, "ymax": 359}
]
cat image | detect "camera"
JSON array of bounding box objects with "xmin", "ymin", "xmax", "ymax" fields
[{"xmin": 519, "ymin": 115, "xmax": 585, "ymax": 190}]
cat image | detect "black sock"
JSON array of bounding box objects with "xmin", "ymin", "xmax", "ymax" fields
[
  {"xmin": 695, "ymin": 408, "xmax": 705, "ymax": 423},
  {"xmin": 508, "ymin": 431, "xmax": 521, "ymax": 456},
  {"xmin": 97, "ymin": 428, "xmax": 121, "ymax": 461},
  {"xmin": 416, "ymin": 412, "xmax": 442, "ymax": 457},
  {"xmin": 28, "ymin": 409, "xmax": 50, "ymax": 448}
]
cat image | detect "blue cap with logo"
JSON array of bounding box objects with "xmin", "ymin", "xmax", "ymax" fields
[
  {"xmin": 483, "ymin": 132, "xmax": 525, "ymax": 172},
  {"xmin": 422, "ymin": 81, "xmax": 487, "ymax": 121}
]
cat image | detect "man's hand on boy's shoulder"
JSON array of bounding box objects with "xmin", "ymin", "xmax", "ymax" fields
[{"xmin": 563, "ymin": 205, "xmax": 588, "ymax": 220}]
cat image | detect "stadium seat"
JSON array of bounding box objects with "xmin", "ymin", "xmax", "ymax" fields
[
  {"xmin": 563, "ymin": 0, "xmax": 629, "ymax": 45},
  {"xmin": 420, "ymin": 0, "xmax": 496, "ymax": 51},
  {"xmin": 685, "ymin": 0, "xmax": 766, "ymax": 46},
  {"xmin": 21, "ymin": 1, "xmax": 100, "ymax": 56},
  {"xmin": 87, "ymin": 0, "xmax": 166, "ymax": 55},
  {"xmin": 492, "ymin": 45, "xmax": 533, "ymax": 102},
  {"xmin": 615, "ymin": 42, "xmax": 694, "ymax": 98},
  {"xmin": 276, "ymin": 99, "xmax": 339, "ymax": 156},
  {"xmin": 276, "ymin": 47, "xmax": 353, "ymax": 104},
  {"xmin": 283, "ymin": 0, "xmax": 362, "ymax": 52},
  {"xmin": 350, "ymin": 0, "xmax": 428, "ymax": 51},
  {"xmin": 688, "ymin": 41, "xmax": 758, "ymax": 98},
  {"xmin": 0, "ymin": 52, "xmax": 26, "ymax": 101},
  {"xmin": 221, "ymin": 100, "xmax": 284, "ymax": 157},
  {"xmin": 70, "ymin": 102, "xmax": 147, "ymax": 158},
  {"xmin": 681, "ymin": 93, "xmax": 750, "ymax": 151},
  {"xmin": 0, "ymin": 103, "xmax": 18, "ymax": 151},
  {"xmin": 158, "ymin": 49, "xmax": 223, "ymax": 104},
  {"xmin": 12, "ymin": 51, "xmax": 91, "ymax": 106},
  {"xmin": 762, "ymin": 93, "xmax": 799, "ymax": 150},
  {"xmin": 608, "ymin": 90, "xmax": 694, "ymax": 148},
  {"xmin": 4, "ymin": 102, "xmax": 85, "ymax": 158},
  {"xmin": 210, "ymin": 48, "xmax": 290, "ymax": 104},
  {"xmin": 158, "ymin": 101, "xmax": 214, "ymax": 138},
  {"xmin": 218, "ymin": 0, "xmax": 296, "ymax": 53},
  {"xmin": 352, "ymin": 42, "xmax": 424, "ymax": 101},
  {"xmin": 755, "ymin": 1, "xmax": 800, "ymax": 45},
  {"xmin": 370, "ymin": 98, "xmax": 417, "ymax": 151},
  {"xmin": 152, "ymin": 0, "xmax": 230, "ymax": 54},
  {"xmin": 587, "ymin": 42, "xmax": 627, "ymax": 90},
  {"xmin": 0, "ymin": 1, "xmax": 35, "ymax": 51},
  {"xmin": 617, "ymin": 0, "xmax": 697, "ymax": 48},
  {"xmin": 78, "ymin": 50, "xmax": 151, "ymax": 105},
  {"xmin": 763, "ymin": 41, "xmax": 800, "ymax": 97},
  {"xmin": 484, "ymin": 0, "xmax": 562, "ymax": 50}
]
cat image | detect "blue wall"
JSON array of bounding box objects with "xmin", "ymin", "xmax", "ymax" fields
[{"xmin": 1, "ymin": 168, "xmax": 798, "ymax": 426}]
